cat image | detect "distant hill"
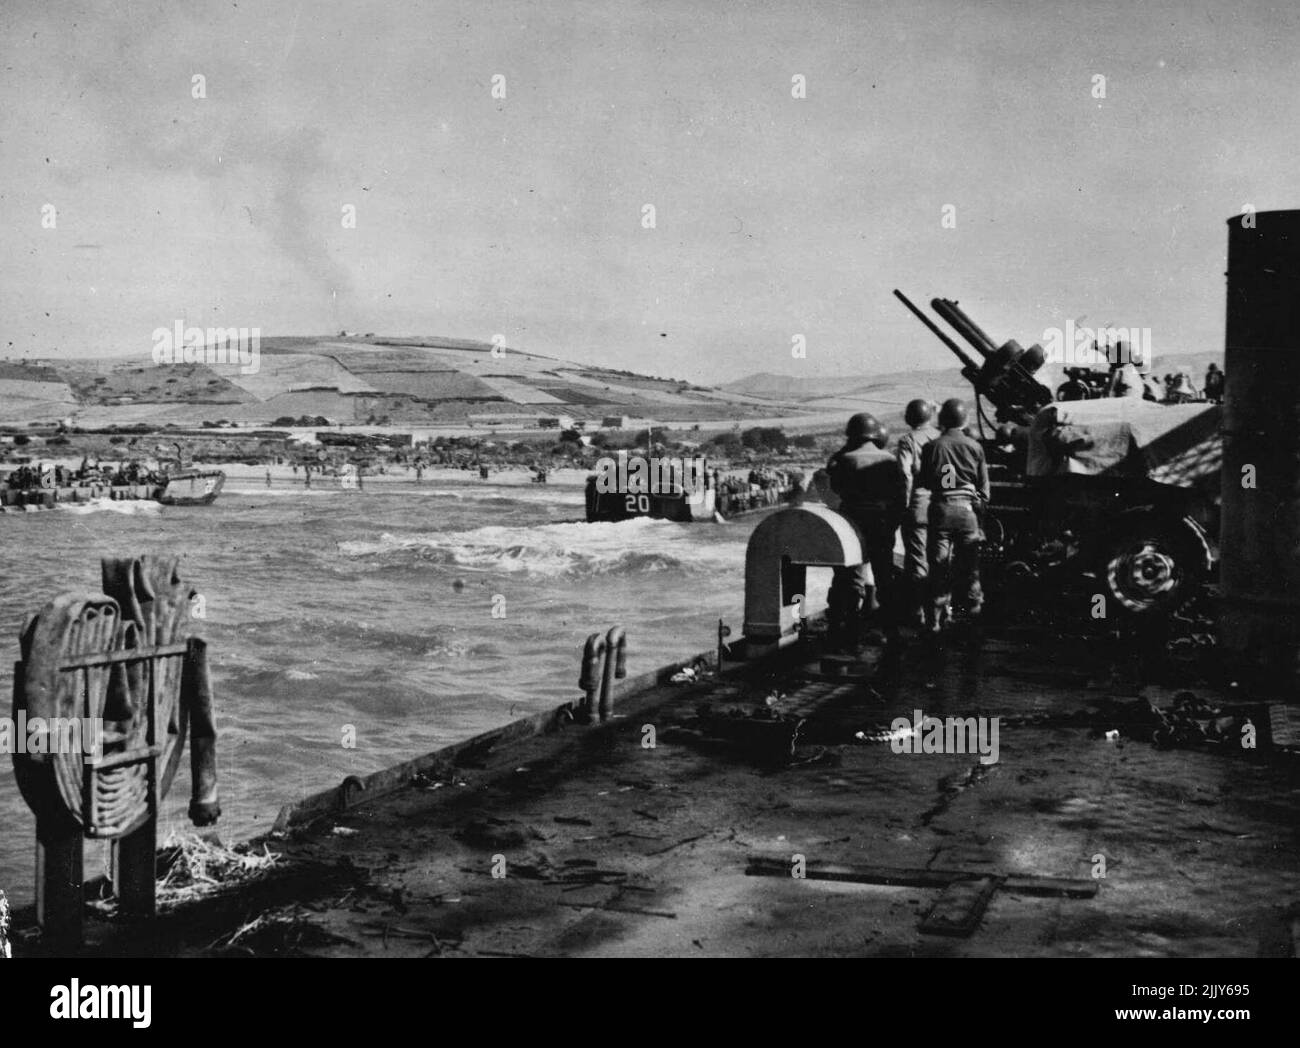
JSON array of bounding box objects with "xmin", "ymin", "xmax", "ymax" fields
[
  {"xmin": 720, "ymin": 368, "xmax": 973, "ymax": 420},
  {"xmin": 0, "ymin": 336, "xmax": 810, "ymax": 427},
  {"xmin": 722, "ymin": 367, "xmax": 965, "ymax": 399},
  {"xmin": 1, "ymin": 338, "xmax": 1230, "ymax": 429},
  {"xmin": 725, "ymin": 350, "xmax": 1228, "ymax": 411}
]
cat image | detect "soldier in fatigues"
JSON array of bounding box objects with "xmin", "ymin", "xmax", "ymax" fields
[
  {"xmin": 894, "ymin": 399, "xmax": 939, "ymax": 626},
  {"xmin": 917, "ymin": 399, "xmax": 990, "ymax": 632},
  {"xmin": 1204, "ymin": 362, "xmax": 1224, "ymax": 404},
  {"xmin": 825, "ymin": 413, "xmax": 907, "ymax": 649}
]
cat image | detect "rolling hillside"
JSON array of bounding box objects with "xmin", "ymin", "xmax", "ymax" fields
[
  {"xmin": 0, "ymin": 336, "xmax": 807, "ymax": 427},
  {"xmin": 1, "ymin": 335, "xmax": 1229, "ymax": 430}
]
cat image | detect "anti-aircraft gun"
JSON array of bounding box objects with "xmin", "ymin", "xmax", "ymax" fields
[
  {"xmin": 893, "ymin": 289, "xmax": 1220, "ymax": 618},
  {"xmin": 893, "ymin": 290, "xmax": 1052, "ymax": 427}
]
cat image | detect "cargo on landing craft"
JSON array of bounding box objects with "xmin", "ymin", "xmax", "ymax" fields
[{"xmin": 1, "ymin": 451, "xmax": 224, "ymax": 512}]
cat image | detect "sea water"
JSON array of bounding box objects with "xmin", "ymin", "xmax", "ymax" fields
[{"xmin": 0, "ymin": 478, "xmax": 817, "ymax": 904}]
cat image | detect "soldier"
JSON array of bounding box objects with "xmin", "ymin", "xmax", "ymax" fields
[
  {"xmin": 1056, "ymin": 368, "xmax": 1090, "ymax": 401},
  {"xmin": 1168, "ymin": 372, "xmax": 1199, "ymax": 404},
  {"xmin": 917, "ymin": 398, "xmax": 990, "ymax": 632},
  {"xmin": 1107, "ymin": 362, "xmax": 1145, "ymax": 399},
  {"xmin": 894, "ymin": 399, "xmax": 939, "ymax": 626},
  {"xmin": 825, "ymin": 413, "xmax": 907, "ymax": 649},
  {"xmin": 1204, "ymin": 362, "xmax": 1224, "ymax": 404}
]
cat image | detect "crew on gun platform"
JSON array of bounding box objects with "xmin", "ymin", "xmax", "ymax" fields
[
  {"xmin": 916, "ymin": 398, "xmax": 990, "ymax": 632},
  {"xmin": 825, "ymin": 412, "xmax": 907, "ymax": 651},
  {"xmin": 1204, "ymin": 363, "xmax": 1224, "ymax": 404},
  {"xmin": 894, "ymin": 399, "xmax": 939, "ymax": 627}
]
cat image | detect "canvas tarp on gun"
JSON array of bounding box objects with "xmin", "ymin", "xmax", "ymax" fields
[{"xmin": 1026, "ymin": 399, "xmax": 1222, "ymax": 490}]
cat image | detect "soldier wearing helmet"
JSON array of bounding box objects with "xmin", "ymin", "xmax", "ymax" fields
[
  {"xmin": 894, "ymin": 399, "xmax": 939, "ymax": 626},
  {"xmin": 916, "ymin": 398, "xmax": 990, "ymax": 632},
  {"xmin": 1107, "ymin": 362, "xmax": 1145, "ymax": 400},
  {"xmin": 1204, "ymin": 362, "xmax": 1224, "ymax": 404},
  {"xmin": 825, "ymin": 412, "xmax": 907, "ymax": 649}
]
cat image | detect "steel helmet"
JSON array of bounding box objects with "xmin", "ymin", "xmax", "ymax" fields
[
  {"xmin": 938, "ymin": 398, "xmax": 967, "ymax": 430},
  {"xmin": 846, "ymin": 412, "xmax": 887, "ymax": 448},
  {"xmin": 1110, "ymin": 364, "xmax": 1143, "ymax": 399},
  {"xmin": 904, "ymin": 398, "xmax": 934, "ymax": 428}
]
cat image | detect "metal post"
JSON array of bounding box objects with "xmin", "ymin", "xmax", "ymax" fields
[
  {"xmin": 1220, "ymin": 209, "xmax": 1300, "ymax": 692},
  {"xmin": 111, "ymin": 819, "xmax": 156, "ymax": 918},
  {"xmin": 35, "ymin": 817, "xmax": 83, "ymax": 948},
  {"xmin": 114, "ymin": 649, "xmax": 159, "ymax": 917}
]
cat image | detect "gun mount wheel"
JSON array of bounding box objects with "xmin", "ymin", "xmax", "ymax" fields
[{"xmin": 1100, "ymin": 515, "xmax": 1210, "ymax": 615}]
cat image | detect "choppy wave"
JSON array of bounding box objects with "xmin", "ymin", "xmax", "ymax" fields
[
  {"xmin": 338, "ymin": 517, "xmax": 742, "ymax": 577},
  {"xmin": 220, "ymin": 486, "xmax": 341, "ymax": 497},
  {"xmin": 0, "ymin": 479, "xmax": 749, "ymax": 905},
  {"xmin": 55, "ymin": 497, "xmax": 162, "ymax": 516},
  {"xmin": 477, "ymin": 487, "xmax": 585, "ymax": 505},
  {"xmin": 218, "ymin": 484, "xmax": 582, "ymax": 505}
]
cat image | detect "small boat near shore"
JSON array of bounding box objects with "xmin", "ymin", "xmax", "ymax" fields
[
  {"xmin": 0, "ymin": 465, "xmax": 225, "ymax": 512},
  {"xmin": 584, "ymin": 455, "xmax": 809, "ymax": 523},
  {"xmin": 153, "ymin": 468, "xmax": 226, "ymax": 506}
]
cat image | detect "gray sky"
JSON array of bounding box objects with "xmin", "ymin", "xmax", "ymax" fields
[{"xmin": 2, "ymin": 0, "xmax": 1295, "ymax": 383}]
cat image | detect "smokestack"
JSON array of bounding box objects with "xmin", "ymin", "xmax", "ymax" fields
[{"xmin": 1220, "ymin": 209, "xmax": 1300, "ymax": 692}]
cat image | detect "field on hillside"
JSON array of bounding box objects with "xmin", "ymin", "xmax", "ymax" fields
[
  {"xmin": 0, "ymin": 335, "xmax": 810, "ymax": 428},
  {"xmin": 5, "ymin": 331, "xmax": 1225, "ymax": 430}
]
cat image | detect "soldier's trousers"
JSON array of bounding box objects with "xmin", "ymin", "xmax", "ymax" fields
[
  {"xmin": 927, "ymin": 498, "xmax": 982, "ymax": 619},
  {"xmin": 900, "ymin": 504, "xmax": 929, "ymax": 620},
  {"xmin": 829, "ymin": 517, "xmax": 899, "ymax": 634}
]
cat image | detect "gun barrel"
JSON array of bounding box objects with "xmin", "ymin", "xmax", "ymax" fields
[
  {"xmin": 931, "ymin": 298, "xmax": 999, "ymax": 359},
  {"xmin": 892, "ymin": 289, "xmax": 982, "ymax": 372}
]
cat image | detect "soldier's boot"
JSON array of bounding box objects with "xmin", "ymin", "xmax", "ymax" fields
[
  {"xmin": 827, "ymin": 608, "xmax": 850, "ymax": 651},
  {"xmin": 903, "ymin": 577, "xmax": 927, "ymax": 628},
  {"xmin": 929, "ymin": 597, "xmax": 953, "ymax": 634},
  {"xmin": 924, "ymin": 601, "xmax": 941, "ymax": 635},
  {"xmin": 860, "ymin": 584, "xmax": 878, "ymax": 624},
  {"xmin": 827, "ymin": 600, "xmax": 861, "ymax": 653}
]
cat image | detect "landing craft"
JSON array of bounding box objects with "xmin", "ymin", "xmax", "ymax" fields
[
  {"xmin": 1, "ymin": 453, "xmax": 224, "ymax": 512},
  {"xmin": 584, "ymin": 452, "xmax": 715, "ymax": 522},
  {"xmin": 583, "ymin": 452, "xmax": 803, "ymax": 523}
]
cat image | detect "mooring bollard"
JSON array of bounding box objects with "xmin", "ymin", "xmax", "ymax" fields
[
  {"xmin": 600, "ymin": 626, "xmax": 627, "ymax": 722},
  {"xmin": 578, "ymin": 632, "xmax": 606, "ymax": 723},
  {"xmin": 10, "ymin": 555, "xmax": 220, "ymax": 949},
  {"xmin": 577, "ymin": 626, "xmax": 628, "ymax": 723}
]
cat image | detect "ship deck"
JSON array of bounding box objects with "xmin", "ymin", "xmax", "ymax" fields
[{"xmin": 31, "ymin": 617, "xmax": 1300, "ymax": 959}]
